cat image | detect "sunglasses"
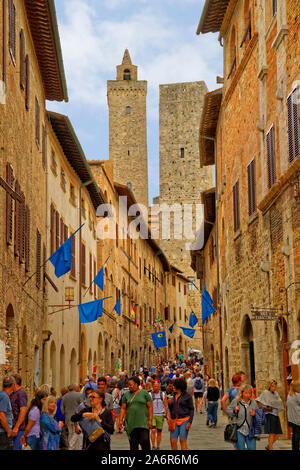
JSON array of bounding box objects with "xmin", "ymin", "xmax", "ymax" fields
[{"xmin": 89, "ymin": 395, "xmax": 100, "ymax": 399}]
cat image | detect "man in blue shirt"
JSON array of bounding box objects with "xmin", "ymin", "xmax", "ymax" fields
[
  {"xmin": 150, "ymin": 365, "xmax": 156, "ymax": 375},
  {"xmin": 0, "ymin": 376, "xmax": 15, "ymax": 450}
]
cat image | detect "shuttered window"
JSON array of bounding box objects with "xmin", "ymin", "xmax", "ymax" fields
[
  {"xmin": 9, "ymin": 0, "xmax": 16, "ymax": 64},
  {"xmin": 247, "ymin": 159, "xmax": 256, "ymax": 217},
  {"xmin": 42, "ymin": 125, "xmax": 47, "ymax": 170},
  {"xmin": 35, "ymin": 97, "xmax": 40, "ymax": 148},
  {"xmin": 60, "ymin": 217, "xmax": 64, "ymax": 246},
  {"xmin": 20, "ymin": 29, "xmax": 25, "ymax": 89},
  {"xmin": 25, "ymin": 55, "xmax": 30, "ymax": 110},
  {"xmin": 81, "ymin": 242, "xmax": 86, "ymax": 286},
  {"xmin": 19, "ymin": 191, "xmax": 25, "ymax": 264},
  {"xmin": 25, "ymin": 206, "xmax": 30, "ymax": 272},
  {"xmin": 287, "ymin": 88, "xmax": 300, "ymax": 164},
  {"xmin": 55, "ymin": 211, "xmax": 60, "ymax": 250},
  {"xmin": 64, "ymin": 224, "xmax": 68, "ymax": 243},
  {"xmin": 71, "ymin": 232, "xmax": 76, "ymax": 277},
  {"xmin": 233, "ymin": 180, "xmax": 240, "ymax": 232},
  {"xmin": 14, "ymin": 180, "xmax": 20, "ymax": 257},
  {"xmin": 89, "ymin": 252, "xmax": 92, "ymax": 293},
  {"xmin": 266, "ymin": 125, "xmax": 276, "ymax": 189},
  {"xmin": 94, "ymin": 259, "xmax": 97, "ymax": 298},
  {"xmin": 36, "ymin": 229, "xmax": 41, "ymax": 289},
  {"xmin": 50, "ymin": 204, "xmax": 55, "ymax": 255},
  {"xmin": 6, "ymin": 163, "xmax": 14, "ymax": 245}
]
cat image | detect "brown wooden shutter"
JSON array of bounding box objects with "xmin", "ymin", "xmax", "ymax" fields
[
  {"xmin": 25, "ymin": 205, "xmax": 30, "ymax": 272},
  {"xmin": 42, "ymin": 243, "xmax": 46, "ymax": 293},
  {"xmin": 35, "ymin": 97, "xmax": 40, "ymax": 148},
  {"xmin": 25, "ymin": 55, "xmax": 30, "ymax": 110},
  {"xmin": 9, "ymin": 0, "xmax": 16, "ymax": 63},
  {"xmin": 3, "ymin": 0, "xmax": 7, "ymax": 84},
  {"xmin": 89, "ymin": 252, "xmax": 92, "ymax": 293},
  {"xmin": 20, "ymin": 29, "xmax": 25, "ymax": 89},
  {"xmin": 64, "ymin": 224, "xmax": 68, "ymax": 242},
  {"xmin": 6, "ymin": 163, "xmax": 14, "ymax": 245},
  {"xmin": 94, "ymin": 259, "xmax": 96, "ymax": 298},
  {"xmin": 36, "ymin": 229, "xmax": 41, "ymax": 289},
  {"xmin": 233, "ymin": 181, "xmax": 240, "ymax": 232},
  {"xmin": 60, "ymin": 217, "xmax": 64, "ymax": 246},
  {"xmin": 14, "ymin": 180, "xmax": 20, "ymax": 256},
  {"xmin": 81, "ymin": 243, "xmax": 86, "ymax": 286},
  {"xmin": 247, "ymin": 159, "xmax": 256, "ymax": 216},
  {"xmin": 42, "ymin": 125, "xmax": 47, "ymax": 170},
  {"xmin": 50, "ymin": 203, "xmax": 55, "ymax": 255},
  {"xmin": 55, "ymin": 211, "xmax": 60, "ymax": 250},
  {"xmin": 19, "ymin": 191, "xmax": 25, "ymax": 264},
  {"xmin": 287, "ymin": 89, "xmax": 300, "ymax": 164}
]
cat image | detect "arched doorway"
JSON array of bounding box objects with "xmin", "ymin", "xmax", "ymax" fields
[
  {"xmin": 241, "ymin": 315, "xmax": 256, "ymax": 386},
  {"xmin": 60, "ymin": 345, "xmax": 65, "ymax": 390},
  {"xmin": 5, "ymin": 304, "xmax": 16, "ymax": 374}
]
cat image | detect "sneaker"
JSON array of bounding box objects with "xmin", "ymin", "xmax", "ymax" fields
[{"xmin": 152, "ymin": 446, "xmax": 156, "ymax": 450}]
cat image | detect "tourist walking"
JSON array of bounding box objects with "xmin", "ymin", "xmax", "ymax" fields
[
  {"xmin": 287, "ymin": 380, "xmax": 300, "ymax": 450},
  {"xmin": 221, "ymin": 373, "xmax": 242, "ymax": 412},
  {"xmin": 71, "ymin": 390, "xmax": 114, "ymax": 450},
  {"xmin": 226, "ymin": 383, "xmax": 258, "ymax": 450},
  {"xmin": 111, "ymin": 383, "xmax": 122, "ymax": 433},
  {"xmin": 192, "ymin": 372, "xmax": 203, "ymax": 413},
  {"xmin": 206, "ymin": 378, "xmax": 220, "ymax": 428},
  {"xmin": 120, "ymin": 376, "xmax": 153, "ymax": 451},
  {"xmin": 150, "ymin": 382, "xmax": 168, "ymax": 450},
  {"xmin": 0, "ymin": 376, "xmax": 15, "ymax": 450},
  {"xmin": 21, "ymin": 391, "xmax": 48, "ymax": 450},
  {"xmin": 40, "ymin": 396, "xmax": 63, "ymax": 450},
  {"xmin": 168, "ymin": 378, "xmax": 194, "ymax": 451},
  {"xmin": 256, "ymin": 380, "xmax": 283, "ymax": 450},
  {"xmin": 61, "ymin": 384, "xmax": 83, "ymax": 450},
  {"xmin": 10, "ymin": 374, "xmax": 28, "ymax": 450}
]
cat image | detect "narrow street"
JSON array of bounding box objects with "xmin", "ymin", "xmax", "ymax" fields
[{"xmin": 111, "ymin": 407, "xmax": 291, "ymax": 451}]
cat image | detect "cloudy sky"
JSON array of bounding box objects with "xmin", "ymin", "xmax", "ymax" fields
[{"xmin": 48, "ymin": 0, "xmax": 222, "ymax": 203}]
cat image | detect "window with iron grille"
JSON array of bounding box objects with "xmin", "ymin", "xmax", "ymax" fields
[
  {"xmin": 266, "ymin": 125, "xmax": 277, "ymax": 189},
  {"xmin": 247, "ymin": 159, "xmax": 256, "ymax": 217},
  {"xmin": 287, "ymin": 88, "xmax": 300, "ymax": 164},
  {"xmin": 233, "ymin": 180, "xmax": 240, "ymax": 232}
]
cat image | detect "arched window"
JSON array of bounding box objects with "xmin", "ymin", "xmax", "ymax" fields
[
  {"xmin": 228, "ymin": 25, "xmax": 237, "ymax": 79},
  {"xmin": 123, "ymin": 69, "xmax": 131, "ymax": 80}
]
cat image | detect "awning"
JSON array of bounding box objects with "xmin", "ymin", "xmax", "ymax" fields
[{"xmin": 200, "ymin": 88, "xmax": 222, "ymax": 167}]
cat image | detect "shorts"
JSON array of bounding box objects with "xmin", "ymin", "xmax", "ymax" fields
[
  {"xmin": 194, "ymin": 392, "xmax": 203, "ymax": 399},
  {"xmin": 170, "ymin": 420, "xmax": 190, "ymax": 440},
  {"xmin": 152, "ymin": 416, "xmax": 164, "ymax": 431}
]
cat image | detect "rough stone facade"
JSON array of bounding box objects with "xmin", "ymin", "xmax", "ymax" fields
[
  {"xmin": 158, "ymin": 81, "xmax": 214, "ymax": 349},
  {"xmin": 197, "ymin": 0, "xmax": 300, "ymax": 437},
  {"xmin": 107, "ymin": 50, "xmax": 149, "ymax": 208}
]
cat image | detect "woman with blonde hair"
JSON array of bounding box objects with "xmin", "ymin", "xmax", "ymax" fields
[
  {"xmin": 226, "ymin": 384, "xmax": 258, "ymax": 450},
  {"xmin": 206, "ymin": 378, "xmax": 220, "ymax": 428},
  {"xmin": 256, "ymin": 380, "xmax": 283, "ymax": 450},
  {"xmin": 287, "ymin": 380, "xmax": 300, "ymax": 450},
  {"xmin": 40, "ymin": 396, "xmax": 63, "ymax": 450}
]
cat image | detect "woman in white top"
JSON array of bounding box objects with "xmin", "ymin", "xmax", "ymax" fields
[{"xmin": 287, "ymin": 380, "xmax": 300, "ymax": 450}]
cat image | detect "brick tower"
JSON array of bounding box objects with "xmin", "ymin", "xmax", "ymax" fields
[{"xmin": 107, "ymin": 50, "xmax": 149, "ymax": 207}]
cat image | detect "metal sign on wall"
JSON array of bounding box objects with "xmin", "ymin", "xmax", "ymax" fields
[{"xmin": 251, "ymin": 306, "xmax": 283, "ymax": 321}]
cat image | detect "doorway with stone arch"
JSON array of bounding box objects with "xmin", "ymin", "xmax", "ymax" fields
[{"xmin": 241, "ymin": 315, "xmax": 256, "ymax": 387}]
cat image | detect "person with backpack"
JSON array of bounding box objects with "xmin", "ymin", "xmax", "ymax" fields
[
  {"xmin": 221, "ymin": 373, "xmax": 242, "ymax": 412},
  {"xmin": 226, "ymin": 384, "xmax": 258, "ymax": 450},
  {"xmin": 150, "ymin": 382, "xmax": 168, "ymax": 450},
  {"xmin": 192, "ymin": 372, "xmax": 203, "ymax": 413}
]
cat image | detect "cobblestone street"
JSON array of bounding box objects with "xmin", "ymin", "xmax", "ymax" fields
[{"xmin": 111, "ymin": 407, "xmax": 291, "ymax": 451}]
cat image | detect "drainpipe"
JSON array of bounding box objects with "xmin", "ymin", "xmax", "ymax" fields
[{"xmin": 78, "ymin": 180, "xmax": 92, "ymax": 369}]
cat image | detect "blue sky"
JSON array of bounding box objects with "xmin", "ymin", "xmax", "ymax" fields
[{"xmin": 47, "ymin": 0, "xmax": 222, "ymax": 204}]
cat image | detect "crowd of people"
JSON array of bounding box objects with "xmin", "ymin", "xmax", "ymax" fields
[{"xmin": 0, "ymin": 357, "xmax": 299, "ymax": 451}]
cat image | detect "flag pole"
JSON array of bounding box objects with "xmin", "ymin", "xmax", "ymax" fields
[
  {"xmin": 83, "ymin": 255, "xmax": 111, "ymax": 298},
  {"xmin": 22, "ymin": 257, "xmax": 51, "ymax": 287}
]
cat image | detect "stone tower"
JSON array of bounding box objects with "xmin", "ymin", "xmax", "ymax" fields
[
  {"xmin": 107, "ymin": 50, "xmax": 149, "ymax": 207},
  {"xmin": 159, "ymin": 81, "xmax": 213, "ymax": 274}
]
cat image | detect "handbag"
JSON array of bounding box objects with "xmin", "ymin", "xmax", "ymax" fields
[
  {"xmin": 224, "ymin": 422, "xmax": 238, "ymax": 443},
  {"xmin": 79, "ymin": 414, "xmax": 105, "ymax": 443}
]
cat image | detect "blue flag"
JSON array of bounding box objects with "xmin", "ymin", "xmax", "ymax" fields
[
  {"xmin": 180, "ymin": 327, "xmax": 196, "ymax": 338},
  {"xmin": 152, "ymin": 331, "xmax": 167, "ymax": 349},
  {"xmin": 201, "ymin": 285, "xmax": 215, "ymax": 325},
  {"xmin": 189, "ymin": 313, "xmax": 198, "ymax": 328},
  {"xmin": 93, "ymin": 266, "xmax": 104, "ymax": 291},
  {"xmin": 114, "ymin": 297, "xmax": 121, "ymax": 316},
  {"xmin": 78, "ymin": 297, "xmax": 112, "ymax": 324},
  {"xmin": 49, "ymin": 224, "xmax": 84, "ymax": 278},
  {"xmin": 169, "ymin": 323, "xmax": 174, "ymax": 334}
]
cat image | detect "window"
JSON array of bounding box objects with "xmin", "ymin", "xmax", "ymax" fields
[
  {"xmin": 81, "ymin": 242, "xmax": 86, "ymax": 286},
  {"xmin": 126, "ymin": 106, "xmax": 131, "ymax": 115},
  {"xmin": 172, "ymin": 275, "xmax": 175, "ymax": 287},
  {"xmin": 179, "ymin": 307, "xmax": 182, "ymax": 321},
  {"xmin": 35, "ymin": 97, "xmax": 40, "ymax": 148},
  {"xmin": 71, "ymin": 230, "xmax": 76, "ymax": 278},
  {"xmin": 36, "ymin": 230, "xmax": 41, "ymax": 289},
  {"xmin": 51, "ymin": 150, "xmax": 57, "ymax": 175},
  {"xmin": 42, "ymin": 125, "xmax": 47, "ymax": 170},
  {"xmin": 188, "ymin": 277, "xmax": 196, "ymax": 291},
  {"xmin": 233, "ymin": 180, "xmax": 240, "ymax": 232},
  {"xmin": 25, "ymin": 55, "xmax": 30, "ymax": 110},
  {"xmin": 178, "ymin": 282, "xmax": 181, "ymax": 293},
  {"xmin": 61, "ymin": 169, "xmax": 66, "ymax": 191},
  {"xmin": 70, "ymin": 184, "xmax": 75, "ymax": 203},
  {"xmin": 123, "ymin": 69, "xmax": 131, "ymax": 80},
  {"xmin": 228, "ymin": 25, "xmax": 237, "ymax": 79},
  {"xmin": 266, "ymin": 125, "xmax": 276, "ymax": 189},
  {"xmin": 240, "ymin": 5, "xmax": 252, "ymax": 48},
  {"xmin": 9, "ymin": 0, "xmax": 16, "ymax": 64},
  {"xmin": 20, "ymin": 29, "xmax": 25, "ymax": 89},
  {"xmin": 180, "ymin": 148, "xmax": 185, "ymax": 158},
  {"xmin": 287, "ymin": 88, "xmax": 300, "ymax": 164},
  {"xmin": 247, "ymin": 159, "xmax": 256, "ymax": 217},
  {"xmin": 272, "ymin": 0, "xmax": 277, "ymax": 16}
]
